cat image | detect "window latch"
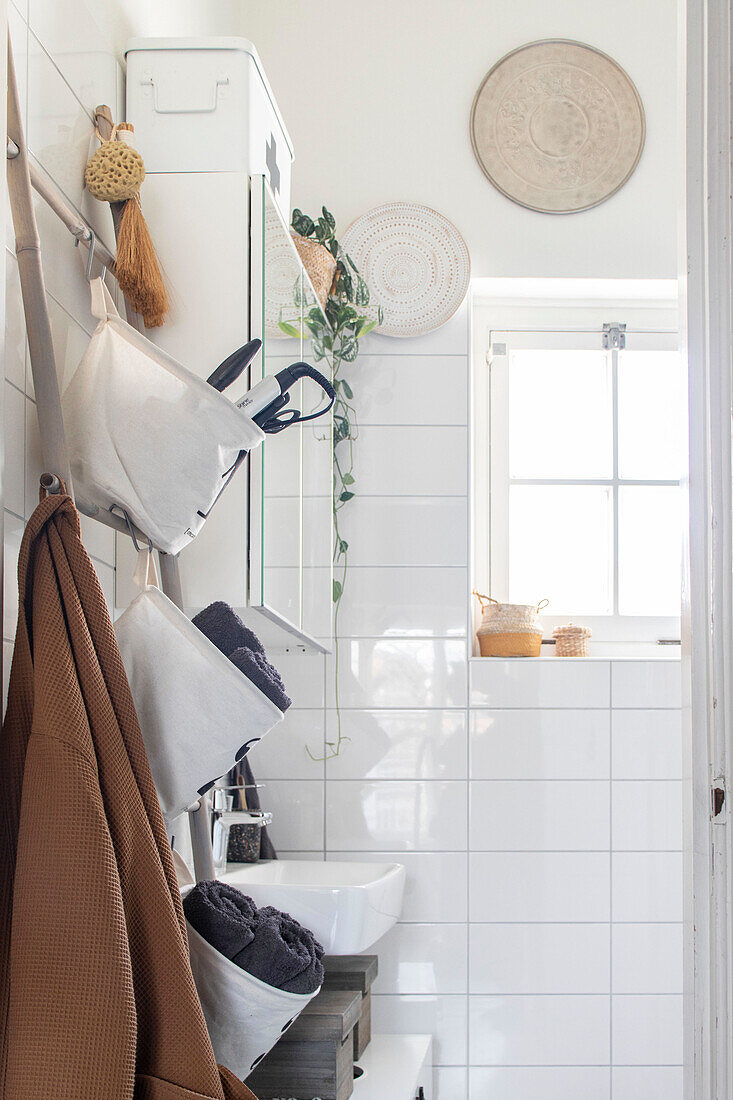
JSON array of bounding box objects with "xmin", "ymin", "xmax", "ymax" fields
[
  {"xmin": 712, "ymin": 778, "xmax": 726, "ymax": 819},
  {"xmin": 602, "ymin": 322, "xmax": 626, "ymax": 350}
]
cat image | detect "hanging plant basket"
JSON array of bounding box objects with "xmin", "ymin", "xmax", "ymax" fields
[{"xmin": 291, "ymin": 232, "xmax": 337, "ymax": 308}]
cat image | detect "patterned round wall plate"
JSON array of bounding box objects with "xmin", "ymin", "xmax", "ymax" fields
[
  {"xmin": 341, "ymin": 202, "xmax": 471, "ymax": 338},
  {"xmin": 470, "ymin": 39, "xmax": 645, "ymax": 214}
]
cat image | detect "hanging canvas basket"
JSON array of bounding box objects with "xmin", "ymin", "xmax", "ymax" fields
[{"xmin": 474, "ymin": 591, "xmax": 548, "ymax": 657}]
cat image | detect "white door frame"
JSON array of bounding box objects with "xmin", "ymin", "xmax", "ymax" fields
[{"xmin": 683, "ymin": 0, "xmax": 733, "ymax": 1096}]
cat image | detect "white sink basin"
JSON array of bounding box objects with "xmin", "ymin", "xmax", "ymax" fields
[{"xmin": 218, "ymin": 859, "xmax": 405, "ymax": 955}]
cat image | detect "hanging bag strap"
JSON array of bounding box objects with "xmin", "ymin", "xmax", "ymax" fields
[
  {"xmin": 132, "ymin": 547, "xmax": 159, "ymax": 590},
  {"xmin": 89, "ymin": 275, "xmax": 121, "ymax": 322}
]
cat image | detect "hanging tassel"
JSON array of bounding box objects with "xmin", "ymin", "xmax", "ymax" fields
[{"xmin": 115, "ymin": 194, "xmax": 169, "ymax": 328}]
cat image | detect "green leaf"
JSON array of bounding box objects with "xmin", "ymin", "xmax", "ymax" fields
[
  {"xmin": 339, "ymin": 539, "xmax": 349, "ymax": 552},
  {"xmin": 339, "ymin": 490, "xmax": 355, "ymax": 502},
  {"xmin": 278, "ymin": 321, "xmax": 301, "ymax": 339},
  {"xmin": 357, "ymin": 319, "xmax": 378, "ymax": 338},
  {"xmin": 345, "ymin": 252, "xmax": 359, "ymax": 273},
  {"xmin": 332, "ymin": 579, "xmax": 343, "ymax": 602},
  {"xmin": 322, "ymin": 206, "xmax": 336, "ymax": 229},
  {"xmin": 354, "ymin": 277, "xmax": 370, "ymax": 306},
  {"xmin": 342, "ymin": 473, "xmax": 355, "ymax": 485},
  {"xmin": 340, "ymin": 337, "xmax": 359, "ymax": 363},
  {"xmin": 341, "ymin": 380, "xmax": 354, "ymax": 399},
  {"xmin": 329, "ymin": 238, "xmax": 339, "ymax": 258}
]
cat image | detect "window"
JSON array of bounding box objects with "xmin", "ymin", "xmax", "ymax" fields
[{"xmin": 477, "ymin": 314, "xmax": 684, "ymax": 643}]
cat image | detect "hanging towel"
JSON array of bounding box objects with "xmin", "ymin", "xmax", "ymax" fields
[
  {"xmin": 0, "ymin": 492, "xmax": 258, "ymax": 1100},
  {"xmin": 184, "ymin": 882, "xmax": 324, "ymax": 995}
]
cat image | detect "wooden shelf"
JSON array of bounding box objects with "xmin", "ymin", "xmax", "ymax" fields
[{"xmin": 353, "ymin": 1034, "xmax": 433, "ymax": 1100}]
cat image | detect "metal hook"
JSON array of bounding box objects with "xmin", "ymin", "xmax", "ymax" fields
[
  {"xmin": 84, "ymin": 228, "xmax": 97, "ymax": 283},
  {"xmin": 109, "ymin": 503, "xmax": 152, "ymax": 554}
]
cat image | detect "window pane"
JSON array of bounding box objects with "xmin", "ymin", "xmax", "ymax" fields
[
  {"xmin": 508, "ymin": 485, "xmax": 613, "ymax": 614},
  {"xmin": 507, "ymin": 350, "xmax": 613, "ymax": 478},
  {"xmin": 618, "ymin": 486, "xmax": 681, "ymax": 616},
  {"xmin": 617, "ymin": 350, "xmax": 685, "ymax": 479}
]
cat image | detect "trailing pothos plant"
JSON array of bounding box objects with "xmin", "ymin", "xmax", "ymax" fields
[{"xmin": 282, "ymin": 206, "xmax": 382, "ymax": 759}]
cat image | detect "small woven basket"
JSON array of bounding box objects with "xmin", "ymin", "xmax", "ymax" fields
[
  {"xmin": 474, "ymin": 592, "xmax": 548, "ymax": 658},
  {"xmin": 552, "ymin": 623, "xmax": 592, "ymax": 657},
  {"xmin": 291, "ymin": 233, "xmax": 337, "ymax": 308}
]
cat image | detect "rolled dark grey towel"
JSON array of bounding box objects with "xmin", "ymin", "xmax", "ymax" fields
[
  {"xmin": 183, "ymin": 881, "xmax": 257, "ymax": 959},
  {"xmin": 229, "ymin": 647, "xmax": 292, "ymax": 712},
  {"xmin": 234, "ymin": 907, "xmax": 324, "ymax": 995},
  {"xmin": 192, "ymin": 601, "xmax": 266, "ymax": 659},
  {"xmin": 184, "ymin": 882, "xmax": 324, "ymax": 995}
]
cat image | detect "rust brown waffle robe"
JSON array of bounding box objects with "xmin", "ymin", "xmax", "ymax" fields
[{"xmin": 0, "ymin": 493, "xmax": 258, "ymax": 1100}]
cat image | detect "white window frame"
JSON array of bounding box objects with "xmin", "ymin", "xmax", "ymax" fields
[{"xmin": 472, "ymin": 293, "xmax": 681, "ymax": 646}]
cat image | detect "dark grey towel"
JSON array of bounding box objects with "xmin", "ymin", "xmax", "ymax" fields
[
  {"xmin": 192, "ymin": 601, "xmax": 266, "ymax": 658},
  {"xmin": 184, "ymin": 881, "xmax": 324, "ymax": 994},
  {"xmin": 229, "ymin": 647, "xmax": 291, "ymax": 712}
]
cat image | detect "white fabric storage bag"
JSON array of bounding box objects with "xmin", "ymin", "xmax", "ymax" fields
[
  {"xmin": 182, "ymin": 894, "xmax": 319, "ymax": 1079},
  {"xmin": 61, "ymin": 278, "xmax": 265, "ymax": 555},
  {"xmin": 114, "ymin": 557, "xmax": 284, "ymax": 819}
]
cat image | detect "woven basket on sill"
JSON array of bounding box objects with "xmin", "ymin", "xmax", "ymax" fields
[
  {"xmin": 473, "ymin": 591, "xmax": 548, "ymax": 658},
  {"xmin": 291, "ymin": 232, "xmax": 337, "ymax": 309},
  {"xmin": 552, "ymin": 623, "xmax": 592, "ymax": 657}
]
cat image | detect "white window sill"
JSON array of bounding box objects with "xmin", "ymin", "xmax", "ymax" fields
[{"xmin": 470, "ymin": 642, "xmax": 681, "ymax": 661}]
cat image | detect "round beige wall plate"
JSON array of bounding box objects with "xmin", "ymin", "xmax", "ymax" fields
[
  {"xmin": 470, "ymin": 39, "xmax": 645, "ymax": 214},
  {"xmin": 341, "ymin": 202, "xmax": 471, "ymax": 338}
]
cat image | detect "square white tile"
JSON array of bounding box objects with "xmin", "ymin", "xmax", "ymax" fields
[
  {"xmin": 371, "ymin": 923, "xmax": 468, "ymax": 994},
  {"xmin": 353, "ymin": 426, "xmax": 467, "ymax": 495},
  {"xmin": 611, "ymin": 710, "xmax": 682, "ymax": 779},
  {"xmin": 612, "ymin": 924, "xmax": 683, "ymax": 993},
  {"xmin": 28, "ymin": 0, "xmax": 119, "ymax": 116},
  {"xmin": 344, "ymin": 354, "xmax": 468, "ymax": 426},
  {"xmin": 24, "ymin": 393, "xmax": 41, "ymax": 519},
  {"xmin": 435, "ymin": 1066, "xmax": 468, "ymax": 1100},
  {"xmin": 612, "ymin": 853, "xmax": 683, "ymax": 921},
  {"xmin": 469, "ymin": 852, "xmax": 610, "ymax": 922},
  {"xmin": 5, "ymin": 252, "xmax": 26, "ymax": 391},
  {"xmin": 611, "ymin": 1066, "xmax": 683, "ymax": 1099},
  {"xmin": 336, "ymin": 566, "xmax": 468, "ymax": 638},
  {"xmin": 339, "ymin": 497, "xmax": 467, "ymax": 567},
  {"xmin": 4, "ymin": 382, "xmax": 25, "ymax": 517},
  {"xmin": 611, "ymin": 781, "xmax": 683, "ymax": 850},
  {"xmin": 612, "ymin": 994, "xmax": 683, "ymax": 1065},
  {"xmin": 262, "ymin": 779, "xmax": 324, "ymax": 851},
  {"xmin": 325, "ymin": 709, "xmax": 467, "ymax": 780},
  {"xmin": 3, "ymin": 640, "xmax": 13, "ymax": 715},
  {"xmin": 470, "ymin": 660, "xmax": 610, "ymax": 708},
  {"xmin": 3, "ymin": 512, "xmax": 23, "ymax": 642},
  {"xmin": 247, "ymin": 709, "xmax": 325, "ymax": 780},
  {"xmin": 326, "ymin": 780, "xmax": 466, "ymax": 851},
  {"xmin": 327, "ymin": 639, "xmax": 468, "ymax": 708},
  {"xmin": 471, "ymin": 710, "xmax": 609, "ymax": 780},
  {"xmin": 362, "ymin": 302, "xmax": 469, "ymax": 357},
  {"xmin": 371, "ymin": 994, "xmax": 467, "ymax": 1066},
  {"xmin": 78, "ymin": 512, "xmax": 115, "ymax": 567},
  {"xmin": 470, "ymin": 780, "xmax": 610, "ymax": 850},
  {"xmin": 469, "ymin": 1067, "xmax": 610, "ymax": 1100},
  {"xmin": 264, "ymin": 650, "xmax": 325, "ymax": 709},
  {"xmin": 468, "ymin": 995, "xmax": 610, "ymax": 1065},
  {"xmin": 469, "ymin": 923, "xmax": 609, "ymax": 994},
  {"xmin": 611, "ymin": 661, "xmax": 682, "ymax": 708},
  {"xmin": 331, "ymin": 850, "xmax": 468, "ymax": 923}
]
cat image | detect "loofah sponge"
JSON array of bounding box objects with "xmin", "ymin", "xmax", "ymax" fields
[{"xmin": 84, "ymin": 140, "xmax": 145, "ymax": 202}]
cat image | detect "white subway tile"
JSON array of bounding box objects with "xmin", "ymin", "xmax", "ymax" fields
[
  {"xmin": 344, "ymin": 354, "xmax": 468, "ymax": 426},
  {"xmin": 47, "ymin": 293, "xmax": 92, "ymax": 394},
  {"xmin": 612, "ymin": 994, "xmax": 683, "ymax": 1065},
  {"xmin": 612, "ymin": 853, "xmax": 683, "ymax": 922},
  {"xmin": 470, "ymin": 852, "xmax": 610, "ymax": 922},
  {"xmin": 371, "ymin": 923, "xmax": 467, "ymax": 994},
  {"xmin": 470, "ymin": 780, "xmax": 610, "ymax": 850},
  {"xmin": 611, "ymin": 710, "xmax": 682, "ymax": 779},
  {"xmin": 436, "ymin": 1066, "xmax": 468, "ymax": 1100},
  {"xmin": 265, "ymin": 650, "xmax": 325, "ymax": 709},
  {"xmin": 79, "ymin": 512, "xmax": 115, "ymax": 567},
  {"xmin": 330, "ymin": 850, "xmax": 467, "ymax": 922},
  {"xmin": 3, "ymin": 513, "xmax": 23, "ymax": 642},
  {"xmin": 327, "ymin": 639, "xmax": 467, "ymax": 708},
  {"xmin": 339, "ymin": 497, "xmax": 467, "ymax": 566},
  {"xmin": 326, "ymin": 780, "xmax": 466, "ymax": 851},
  {"xmin": 28, "ymin": 0, "xmax": 119, "ymax": 116},
  {"xmin": 4, "ymin": 382, "xmax": 25, "ymax": 516},
  {"xmin": 325, "ymin": 709, "xmax": 467, "ymax": 780},
  {"xmin": 612, "ymin": 924, "xmax": 683, "ymax": 993},
  {"xmin": 262, "ymin": 779, "xmax": 324, "ymax": 850},
  {"xmin": 362, "ymin": 303, "xmax": 469, "ymax": 357},
  {"xmin": 95, "ymin": 559, "xmax": 114, "ymax": 615},
  {"xmin": 5, "ymin": 253, "xmax": 26, "ymax": 391},
  {"xmin": 471, "ymin": 710, "xmax": 609, "ymax": 779},
  {"xmin": 3, "ymin": 641, "xmax": 13, "ymax": 715},
  {"xmin": 471, "ymin": 659, "xmax": 610, "ymax": 708},
  {"xmin": 247, "ymin": 709, "xmax": 325, "ymax": 779},
  {"xmin": 469, "ymin": 1067, "xmax": 610, "ymax": 1100},
  {"xmin": 354, "ymin": 426, "xmax": 467, "ymax": 495},
  {"xmin": 469, "ymin": 995, "xmax": 610, "ymax": 1065},
  {"xmin": 612, "ymin": 781, "xmax": 683, "ymax": 850},
  {"xmin": 611, "ymin": 660, "xmax": 682, "ymax": 708},
  {"xmin": 23, "ymin": 393, "xmax": 41, "ymax": 518},
  {"xmin": 371, "ymin": 994, "xmax": 467, "ymax": 1065},
  {"xmin": 612, "ymin": 1067, "xmax": 683, "ymax": 1099},
  {"xmin": 469, "ymin": 924, "xmax": 609, "ymax": 994},
  {"xmin": 337, "ymin": 566, "xmax": 467, "ymax": 637}
]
